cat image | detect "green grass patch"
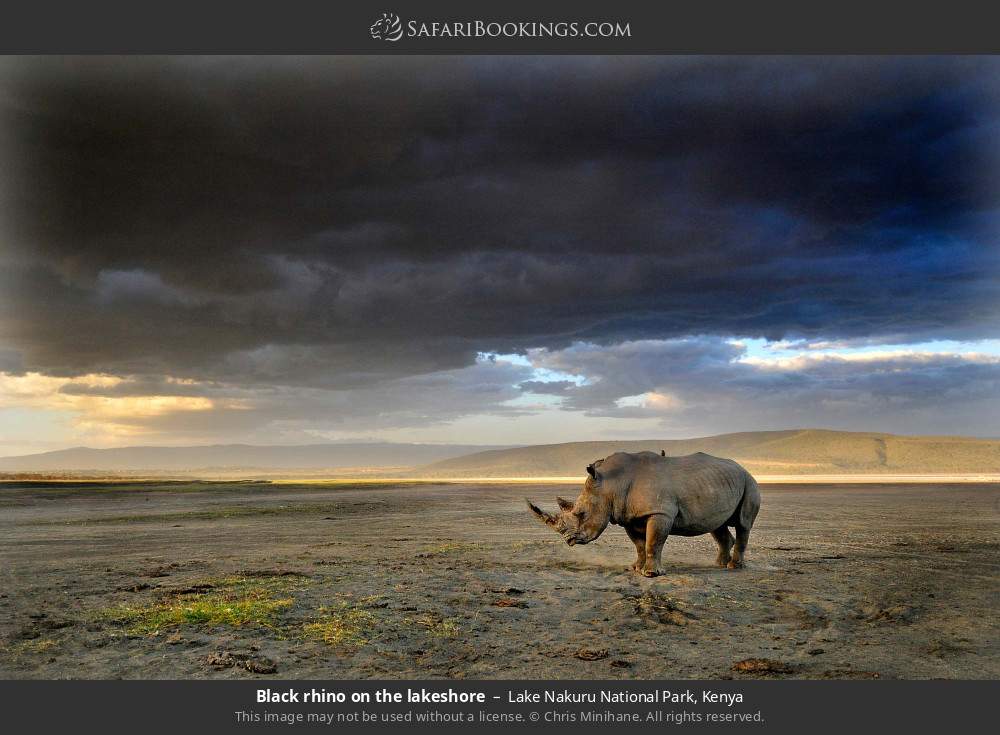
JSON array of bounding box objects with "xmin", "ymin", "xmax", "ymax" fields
[
  {"xmin": 408, "ymin": 615, "xmax": 460, "ymax": 638},
  {"xmin": 100, "ymin": 575, "xmax": 301, "ymax": 635},
  {"xmin": 97, "ymin": 572, "xmax": 461, "ymax": 652},
  {"xmin": 303, "ymin": 603, "xmax": 379, "ymax": 647},
  {"xmin": 301, "ymin": 594, "xmax": 459, "ymax": 648},
  {"xmin": 0, "ymin": 637, "xmax": 60, "ymax": 658}
]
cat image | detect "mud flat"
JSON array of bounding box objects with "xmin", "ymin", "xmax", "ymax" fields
[{"xmin": 1, "ymin": 481, "xmax": 997, "ymax": 679}]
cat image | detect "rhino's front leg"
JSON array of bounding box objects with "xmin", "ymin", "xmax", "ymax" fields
[
  {"xmin": 641, "ymin": 514, "xmax": 672, "ymax": 577},
  {"xmin": 624, "ymin": 523, "xmax": 646, "ymax": 572}
]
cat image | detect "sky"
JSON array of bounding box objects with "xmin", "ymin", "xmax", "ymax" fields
[{"xmin": 0, "ymin": 56, "xmax": 998, "ymax": 455}]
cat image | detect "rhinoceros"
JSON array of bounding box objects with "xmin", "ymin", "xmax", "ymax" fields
[{"xmin": 527, "ymin": 451, "xmax": 760, "ymax": 576}]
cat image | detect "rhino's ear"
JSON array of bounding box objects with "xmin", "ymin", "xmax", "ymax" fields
[{"xmin": 556, "ymin": 496, "xmax": 574, "ymax": 512}]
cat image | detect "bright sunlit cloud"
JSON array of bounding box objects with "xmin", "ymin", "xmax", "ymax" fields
[{"xmin": 0, "ymin": 372, "xmax": 236, "ymax": 447}]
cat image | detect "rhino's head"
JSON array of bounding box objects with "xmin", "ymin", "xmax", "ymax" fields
[{"xmin": 526, "ymin": 462, "xmax": 611, "ymax": 545}]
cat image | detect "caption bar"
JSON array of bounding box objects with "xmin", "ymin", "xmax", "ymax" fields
[{"xmin": 241, "ymin": 684, "xmax": 761, "ymax": 727}]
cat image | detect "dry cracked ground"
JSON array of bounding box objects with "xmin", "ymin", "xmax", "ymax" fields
[{"xmin": 1, "ymin": 481, "xmax": 998, "ymax": 679}]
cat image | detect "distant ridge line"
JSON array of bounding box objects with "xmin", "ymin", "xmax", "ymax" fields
[
  {"xmin": 2, "ymin": 430, "xmax": 999, "ymax": 476},
  {"xmin": 415, "ymin": 429, "xmax": 1000, "ymax": 478},
  {"xmin": 0, "ymin": 442, "xmax": 510, "ymax": 472}
]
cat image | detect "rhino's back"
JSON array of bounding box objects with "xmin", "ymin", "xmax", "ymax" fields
[{"xmin": 619, "ymin": 452, "xmax": 751, "ymax": 534}]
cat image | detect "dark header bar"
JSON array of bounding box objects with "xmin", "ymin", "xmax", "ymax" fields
[{"xmin": 1, "ymin": 0, "xmax": 998, "ymax": 53}]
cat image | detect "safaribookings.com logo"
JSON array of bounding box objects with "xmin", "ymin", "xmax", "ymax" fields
[
  {"xmin": 370, "ymin": 13, "xmax": 404, "ymax": 41},
  {"xmin": 370, "ymin": 13, "xmax": 631, "ymax": 42}
]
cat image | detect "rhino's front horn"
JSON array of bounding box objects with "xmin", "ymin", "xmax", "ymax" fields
[{"xmin": 526, "ymin": 499, "xmax": 557, "ymax": 527}]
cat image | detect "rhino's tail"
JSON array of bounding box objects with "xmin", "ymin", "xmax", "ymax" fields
[{"xmin": 737, "ymin": 472, "xmax": 761, "ymax": 530}]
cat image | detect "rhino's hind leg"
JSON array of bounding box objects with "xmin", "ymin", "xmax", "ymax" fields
[
  {"xmin": 728, "ymin": 475, "xmax": 761, "ymax": 569},
  {"xmin": 728, "ymin": 527, "xmax": 750, "ymax": 569},
  {"xmin": 711, "ymin": 526, "xmax": 734, "ymax": 567},
  {"xmin": 641, "ymin": 515, "xmax": 672, "ymax": 577}
]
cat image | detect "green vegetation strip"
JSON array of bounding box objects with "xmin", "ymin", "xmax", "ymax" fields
[
  {"xmin": 97, "ymin": 576, "xmax": 460, "ymax": 648},
  {"xmin": 27, "ymin": 502, "xmax": 383, "ymax": 526},
  {"xmin": 303, "ymin": 600, "xmax": 460, "ymax": 648},
  {"xmin": 303, "ymin": 602, "xmax": 380, "ymax": 647},
  {"xmin": 100, "ymin": 575, "xmax": 302, "ymax": 635}
]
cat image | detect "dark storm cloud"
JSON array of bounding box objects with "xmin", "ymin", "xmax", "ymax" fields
[{"xmin": 1, "ymin": 56, "xmax": 998, "ymax": 389}]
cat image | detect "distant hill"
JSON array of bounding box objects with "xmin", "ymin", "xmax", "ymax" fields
[
  {"xmin": 0, "ymin": 443, "xmax": 507, "ymax": 472},
  {"xmin": 416, "ymin": 430, "xmax": 1000, "ymax": 477},
  {"xmin": 5, "ymin": 430, "xmax": 998, "ymax": 477}
]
